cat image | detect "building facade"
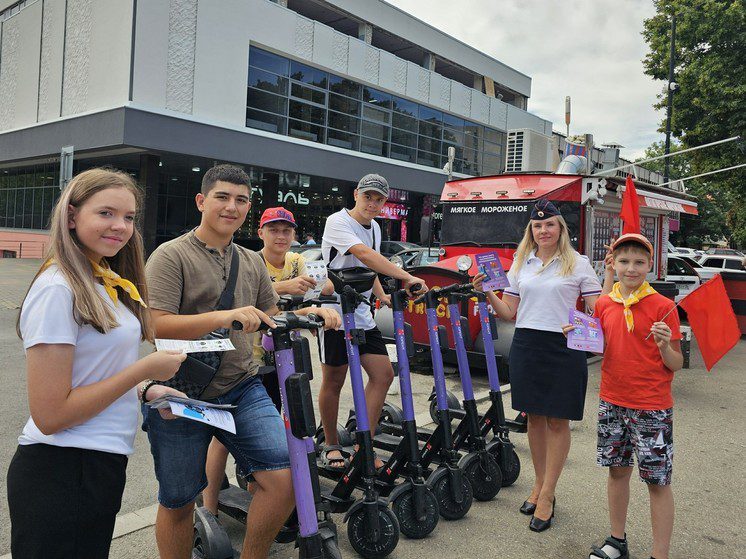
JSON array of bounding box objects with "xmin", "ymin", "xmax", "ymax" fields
[{"xmin": 0, "ymin": 0, "xmax": 552, "ymax": 254}]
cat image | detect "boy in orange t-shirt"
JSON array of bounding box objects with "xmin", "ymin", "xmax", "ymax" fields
[{"xmin": 565, "ymin": 234, "xmax": 683, "ymax": 559}]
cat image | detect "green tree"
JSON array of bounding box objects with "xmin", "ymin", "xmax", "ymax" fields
[{"xmin": 642, "ymin": 0, "xmax": 746, "ymax": 247}]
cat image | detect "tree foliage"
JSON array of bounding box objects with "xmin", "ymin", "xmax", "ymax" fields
[{"xmin": 642, "ymin": 0, "xmax": 746, "ymax": 247}]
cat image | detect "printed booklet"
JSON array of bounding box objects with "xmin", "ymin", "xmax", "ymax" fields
[
  {"xmin": 475, "ymin": 251, "xmax": 510, "ymax": 291},
  {"xmin": 567, "ymin": 309, "xmax": 604, "ymax": 353}
]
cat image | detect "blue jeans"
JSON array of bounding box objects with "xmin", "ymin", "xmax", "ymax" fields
[{"xmin": 142, "ymin": 375, "xmax": 290, "ymax": 508}]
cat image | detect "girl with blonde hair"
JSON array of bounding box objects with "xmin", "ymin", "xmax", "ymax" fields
[
  {"xmin": 7, "ymin": 168, "xmax": 186, "ymax": 558},
  {"xmin": 473, "ymin": 198, "xmax": 605, "ymax": 533}
]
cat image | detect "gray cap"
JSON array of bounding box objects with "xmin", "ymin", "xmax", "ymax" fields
[{"xmin": 357, "ymin": 173, "xmax": 389, "ymax": 197}]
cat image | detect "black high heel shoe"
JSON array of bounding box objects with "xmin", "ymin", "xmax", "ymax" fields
[
  {"xmin": 519, "ymin": 500, "xmax": 537, "ymax": 515},
  {"xmin": 529, "ymin": 497, "xmax": 555, "ymax": 532}
]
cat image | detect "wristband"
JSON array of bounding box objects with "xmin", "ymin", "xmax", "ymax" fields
[{"xmin": 139, "ymin": 380, "xmax": 158, "ymax": 403}]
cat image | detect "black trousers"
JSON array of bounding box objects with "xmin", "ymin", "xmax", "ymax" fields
[{"xmin": 7, "ymin": 443, "xmax": 128, "ymax": 559}]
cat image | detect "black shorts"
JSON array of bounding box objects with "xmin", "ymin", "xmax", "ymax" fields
[
  {"xmin": 7, "ymin": 443, "xmax": 128, "ymax": 559},
  {"xmin": 318, "ymin": 326, "xmax": 388, "ymax": 366}
]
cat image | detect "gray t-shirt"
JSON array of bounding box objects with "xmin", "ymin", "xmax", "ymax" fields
[
  {"xmin": 145, "ymin": 230, "xmax": 279, "ymax": 398},
  {"xmin": 321, "ymin": 209, "xmax": 381, "ymax": 330}
]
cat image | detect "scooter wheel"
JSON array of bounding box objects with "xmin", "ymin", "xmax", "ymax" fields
[
  {"xmin": 486, "ymin": 440, "xmax": 521, "ymax": 487},
  {"xmin": 347, "ymin": 504, "xmax": 400, "ymax": 558},
  {"xmin": 429, "ymin": 468, "xmax": 473, "ymax": 520},
  {"xmin": 391, "ymin": 486, "xmax": 439, "ymax": 539},
  {"xmin": 462, "ymin": 453, "xmax": 502, "ymax": 501},
  {"xmin": 380, "ymin": 402, "xmax": 404, "ymax": 425}
]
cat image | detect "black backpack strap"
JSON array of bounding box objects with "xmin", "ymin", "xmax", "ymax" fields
[{"xmin": 216, "ymin": 246, "xmax": 240, "ymax": 311}]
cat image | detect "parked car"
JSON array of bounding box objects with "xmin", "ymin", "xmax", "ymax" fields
[
  {"xmin": 704, "ymin": 247, "xmax": 745, "ymax": 257},
  {"xmin": 676, "ymin": 255, "xmax": 717, "ymax": 281},
  {"xmin": 288, "ymin": 245, "xmax": 324, "ymax": 262},
  {"xmin": 666, "ymin": 256, "xmax": 701, "ymax": 302},
  {"xmin": 389, "ymin": 247, "xmax": 440, "ymax": 270},
  {"xmin": 380, "ymin": 240, "xmax": 421, "ymax": 259},
  {"xmin": 696, "ymin": 254, "xmax": 746, "ymax": 273},
  {"xmin": 673, "ymin": 246, "xmax": 699, "ymax": 258}
]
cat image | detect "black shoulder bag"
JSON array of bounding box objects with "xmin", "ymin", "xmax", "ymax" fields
[{"xmin": 156, "ymin": 248, "xmax": 240, "ymax": 398}]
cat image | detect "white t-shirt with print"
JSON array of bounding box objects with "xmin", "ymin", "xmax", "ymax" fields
[
  {"xmin": 321, "ymin": 209, "xmax": 381, "ymax": 330},
  {"xmin": 18, "ymin": 266, "xmax": 142, "ymax": 455},
  {"xmin": 504, "ymin": 251, "xmax": 602, "ymax": 333}
]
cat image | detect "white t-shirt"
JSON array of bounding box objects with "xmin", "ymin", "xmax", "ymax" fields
[
  {"xmin": 321, "ymin": 209, "xmax": 381, "ymax": 330},
  {"xmin": 504, "ymin": 251, "xmax": 602, "ymax": 333},
  {"xmin": 18, "ymin": 266, "xmax": 142, "ymax": 455}
]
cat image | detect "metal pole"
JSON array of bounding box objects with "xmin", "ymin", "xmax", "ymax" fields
[
  {"xmin": 652, "ymin": 162, "xmax": 746, "ymax": 189},
  {"xmin": 664, "ymin": 14, "xmax": 676, "ymax": 183}
]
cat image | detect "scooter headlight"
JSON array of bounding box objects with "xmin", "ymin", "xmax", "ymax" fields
[{"xmin": 456, "ymin": 255, "xmax": 473, "ymax": 272}]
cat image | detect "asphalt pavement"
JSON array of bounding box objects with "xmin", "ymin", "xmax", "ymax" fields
[{"xmin": 0, "ymin": 258, "xmax": 743, "ymax": 558}]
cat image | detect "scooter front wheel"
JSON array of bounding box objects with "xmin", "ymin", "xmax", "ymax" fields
[
  {"xmin": 461, "ymin": 452, "xmax": 502, "ymax": 501},
  {"xmin": 487, "ymin": 440, "xmax": 521, "ymax": 487},
  {"xmin": 320, "ymin": 538, "xmax": 342, "ymax": 559},
  {"xmin": 429, "ymin": 467, "xmax": 473, "ymax": 520},
  {"xmin": 347, "ymin": 504, "xmax": 400, "ymax": 558},
  {"xmin": 391, "ymin": 486, "xmax": 439, "ymax": 539}
]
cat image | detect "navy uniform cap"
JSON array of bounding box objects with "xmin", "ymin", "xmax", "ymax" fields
[{"xmin": 530, "ymin": 199, "xmax": 561, "ymax": 220}]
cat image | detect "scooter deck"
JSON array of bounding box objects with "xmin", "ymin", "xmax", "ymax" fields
[{"xmin": 217, "ymin": 485, "xmax": 250, "ymax": 523}]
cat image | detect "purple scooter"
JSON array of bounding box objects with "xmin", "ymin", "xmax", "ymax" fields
[{"xmin": 193, "ymin": 313, "xmax": 341, "ymax": 559}]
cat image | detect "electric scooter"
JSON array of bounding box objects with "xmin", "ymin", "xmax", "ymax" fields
[
  {"xmin": 343, "ymin": 283, "xmax": 441, "ymax": 538},
  {"xmin": 316, "ymin": 269, "xmax": 400, "ymax": 558},
  {"xmin": 447, "ymin": 290, "xmax": 522, "ymax": 486},
  {"xmin": 373, "ymin": 284, "xmax": 476, "ymax": 520},
  {"xmin": 192, "ymin": 313, "xmax": 340, "ymax": 559}
]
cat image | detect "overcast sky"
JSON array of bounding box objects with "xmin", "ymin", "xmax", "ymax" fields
[{"xmin": 387, "ymin": 0, "xmax": 665, "ymax": 159}]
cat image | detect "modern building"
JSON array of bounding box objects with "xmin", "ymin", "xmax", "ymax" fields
[{"xmin": 0, "ymin": 0, "xmax": 553, "ymax": 256}]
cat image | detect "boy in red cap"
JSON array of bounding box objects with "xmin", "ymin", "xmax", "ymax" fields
[{"xmin": 565, "ymin": 233, "xmax": 683, "ymax": 559}]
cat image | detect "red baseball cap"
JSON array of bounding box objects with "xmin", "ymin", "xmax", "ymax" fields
[
  {"xmin": 610, "ymin": 233, "xmax": 654, "ymax": 256},
  {"xmin": 259, "ymin": 207, "xmax": 297, "ymax": 228}
]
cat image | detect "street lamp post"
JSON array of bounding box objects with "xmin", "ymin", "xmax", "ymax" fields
[{"xmin": 664, "ymin": 13, "xmax": 677, "ymax": 184}]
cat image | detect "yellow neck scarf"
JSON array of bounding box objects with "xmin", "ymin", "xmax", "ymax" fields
[
  {"xmin": 43, "ymin": 258, "xmax": 147, "ymax": 308},
  {"xmin": 89, "ymin": 260, "xmax": 147, "ymax": 308},
  {"xmin": 608, "ymin": 281, "xmax": 656, "ymax": 332}
]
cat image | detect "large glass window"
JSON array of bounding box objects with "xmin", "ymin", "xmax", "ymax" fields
[{"xmin": 246, "ymin": 46, "xmax": 509, "ymax": 177}]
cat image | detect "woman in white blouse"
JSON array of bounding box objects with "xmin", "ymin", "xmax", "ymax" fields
[{"xmin": 473, "ymin": 199, "xmax": 604, "ymax": 532}]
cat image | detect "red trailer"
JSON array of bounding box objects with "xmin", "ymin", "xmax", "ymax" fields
[{"xmin": 376, "ymin": 172, "xmax": 699, "ymax": 373}]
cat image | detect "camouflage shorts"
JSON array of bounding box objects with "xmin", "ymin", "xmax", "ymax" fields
[{"xmin": 596, "ymin": 399, "xmax": 674, "ymax": 485}]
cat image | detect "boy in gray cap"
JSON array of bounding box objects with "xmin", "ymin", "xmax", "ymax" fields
[{"xmin": 318, "ymin": 174, "xmax": 427, "ymax": 470}]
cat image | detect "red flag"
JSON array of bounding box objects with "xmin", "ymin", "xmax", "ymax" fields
[
  {"xmin": 679, "ymin": 275, "xmax": 740, "ymax": 371},
  {"xmin": 619, "ymin": 175, "xmax": 640, "ymax": 235}
]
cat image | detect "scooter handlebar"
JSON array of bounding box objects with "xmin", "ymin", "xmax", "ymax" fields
[{"xmin": 232, "ymin": 313, "xmax": 324, "ymax": 333}]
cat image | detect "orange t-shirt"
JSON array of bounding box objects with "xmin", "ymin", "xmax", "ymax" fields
[{"xmin": 595, "ymin": 292, "xmax": 682, "ymax": 410}]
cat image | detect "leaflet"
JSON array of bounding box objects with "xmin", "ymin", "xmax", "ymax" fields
[
  {"xmin": 303, "ymin": 261, "xmax": 328, "ymax": 302},
  {"xmin": 567, "ymin": 309, "xmax": 604, "ymax": 353},
  {"xmin": 475, "ymin": 251, "xmax": 510, "ymax": 291},
  {"xmin": 146, "ymin": 395, "xmax": 236, "ymax": 410},
  {"xmin": 167, "ymin": 402, "xmax": 237, "ymax": 434},
  {"xmin": 154, "ymin": 338, "xmax": 235, "ymax": 353}
]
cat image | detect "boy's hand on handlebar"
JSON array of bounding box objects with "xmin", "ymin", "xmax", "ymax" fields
[
  {"xmin": 223, "ymin": 306, "xmax": 276, "ymax": 332},
  {"xmin": 472, "ymin": 272, "xmax": 487, "ymax": 292},
  {"xmin": 404, "ymin": 276, "xmax": 427, "ymax": 295},
  {"xmin": 311, "ymin": 307, "xmax": 342, "ymax": 330},
  {"xmin": 560, "ymin": 324, "xmax": 575, "ymax": 337}
]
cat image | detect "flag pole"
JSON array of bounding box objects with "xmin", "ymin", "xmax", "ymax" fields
[{"xmin": 644, "ymin": 301, "xmax": 681, "ymax": 340}]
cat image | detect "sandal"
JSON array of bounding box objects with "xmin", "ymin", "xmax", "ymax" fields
[
  {"xmin": 589, "ymin": 535, "xmax": 629, "ymax": 559},
  {"xmin": 320, "ymin": 445, "xmax": 349, "ymax": 472}
]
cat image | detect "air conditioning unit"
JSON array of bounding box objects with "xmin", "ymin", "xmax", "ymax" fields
[{"xmin": 505, "ymin": 129, "xmax": 554, "ymax": 173}]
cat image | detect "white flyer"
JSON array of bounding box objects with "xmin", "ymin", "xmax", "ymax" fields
[
  {"xmin": 167, "ymin": 401, "xmax": 237, "ymax": 434},
  {"xmin": 303, "ymin": 260, "xmax": 328, "ymax": 301},
  {"xmin": 146, "ymin": 395, "xmax": 236, "ymax": 410},
  {"xmin": 154, "ymin": 338, "xmax": 235, "ymax": 353}
]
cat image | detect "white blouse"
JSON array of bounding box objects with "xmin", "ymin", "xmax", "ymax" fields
[{"xmin": 504, "ymin": 251, "xmax": 602, "ymax": 333}]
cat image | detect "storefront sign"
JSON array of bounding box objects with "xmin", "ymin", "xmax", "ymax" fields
[
  {"xmin": 444, "ymin": 203, "xmax": 530, "ymax": 215},
  {"xmin": 380, "ymin": 202, "xmax": 409, "ymax": 220},
  {"xmin": 643, "ymin": 196, "xmax": 685, "ymax": 213}
]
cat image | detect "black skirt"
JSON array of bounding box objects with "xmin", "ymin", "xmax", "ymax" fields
[{"xmin": 509, "ymin": 328, "xmax": 588, "ymax": 420}]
